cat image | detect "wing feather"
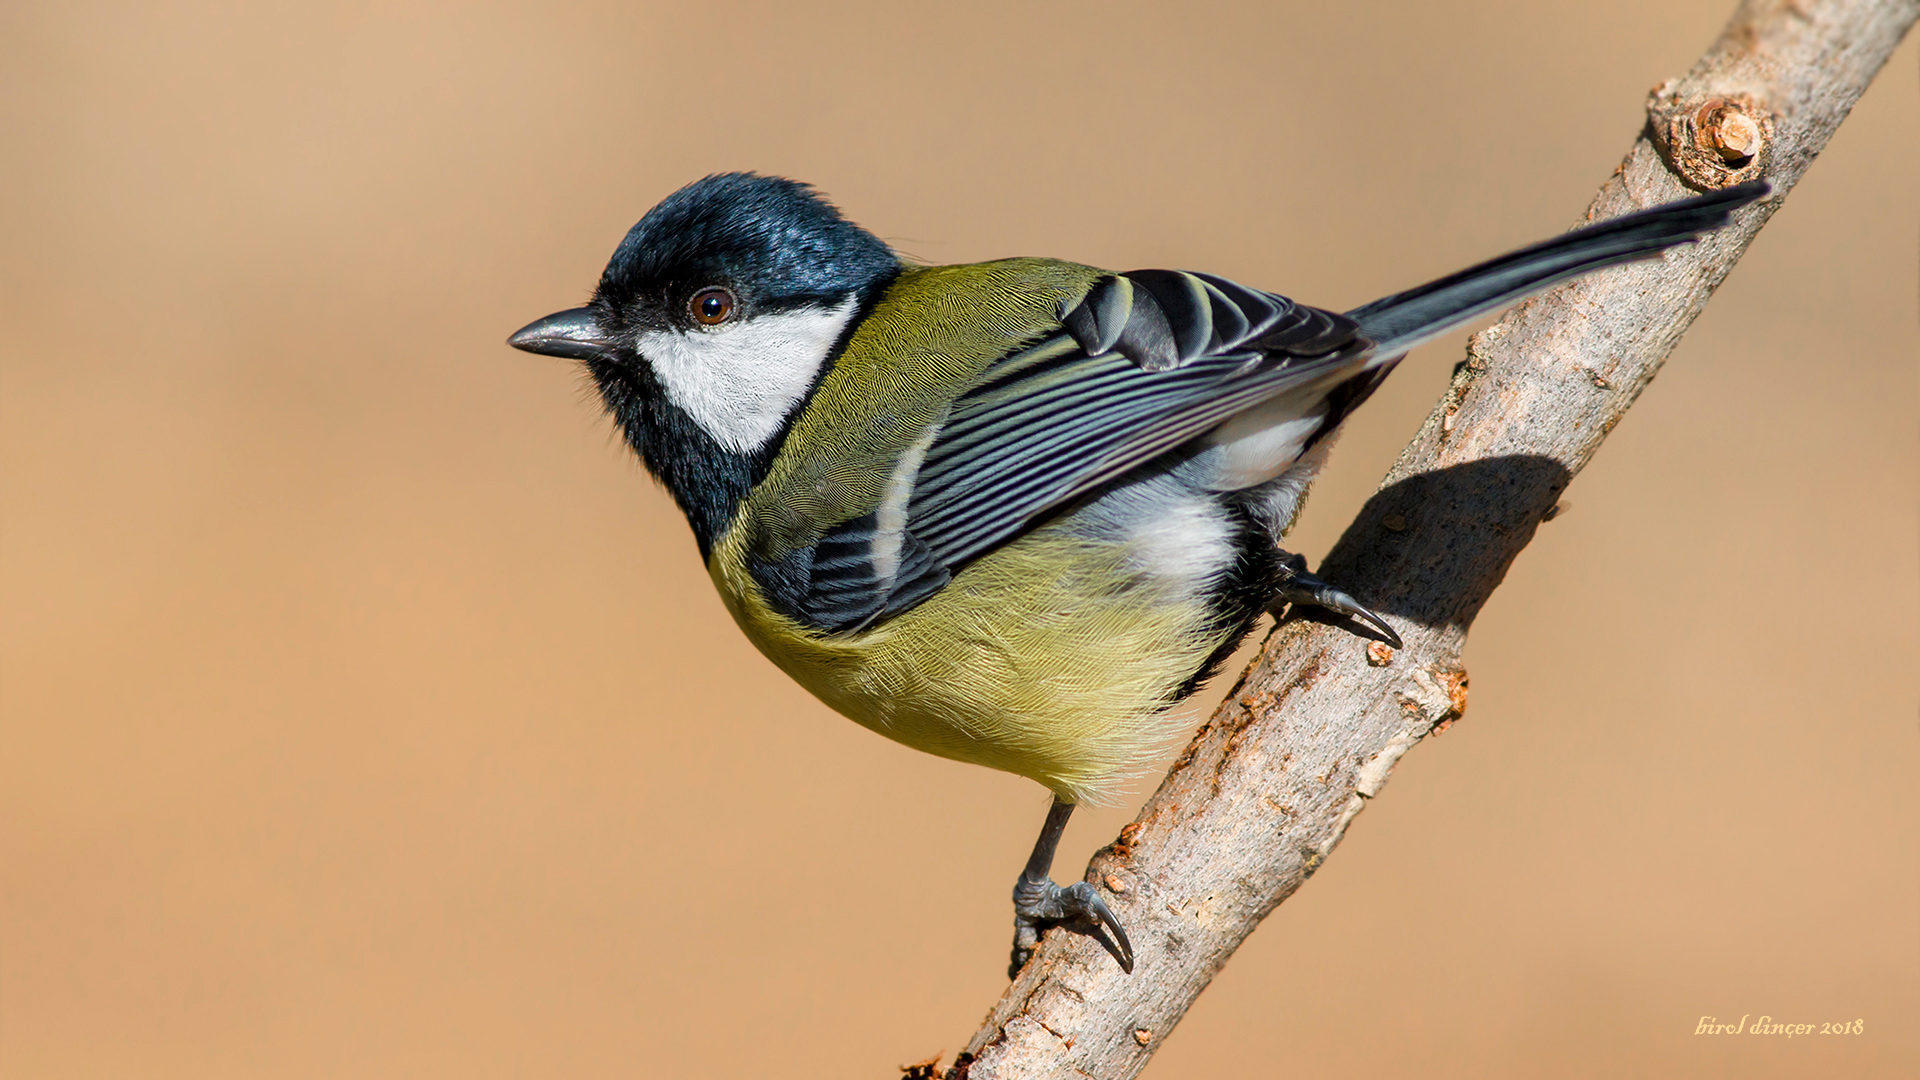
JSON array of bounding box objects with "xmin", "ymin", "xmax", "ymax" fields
[
  {"xmin": 789, "ymin": 267, "xmax": 1371, "ymax": 633},
  {"xmin": 907, "ymin": 341, "xmax": 1369, "ymax": 566}
]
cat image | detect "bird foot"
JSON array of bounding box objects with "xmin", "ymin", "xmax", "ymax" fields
[
  {"xmin": 1010, "ymin": 876, "xmax": 1134, "ymax": 979},
  {"xmin": 1271, "ymin": 553, "xmax": 1403, "ymax": 648}
]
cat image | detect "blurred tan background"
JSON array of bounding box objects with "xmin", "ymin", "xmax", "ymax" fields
[{"xmin": 3, "ymin": 1, "xmax": 1915, "ymax": 1076}]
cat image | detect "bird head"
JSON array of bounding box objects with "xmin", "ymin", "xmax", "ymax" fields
[{"xmin": 508, "ymin": 173, "xmax": 899, "ymax": 551}]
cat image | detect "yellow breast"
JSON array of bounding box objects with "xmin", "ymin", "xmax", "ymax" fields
[{"xmin": 708, "ymin": 514, "xmax": 1229, "ymax": 804}]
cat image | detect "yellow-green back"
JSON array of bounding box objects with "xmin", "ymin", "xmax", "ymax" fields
[{"xmin": 736, "ymin": 258, "xmax": 1104, "ymax": 560}]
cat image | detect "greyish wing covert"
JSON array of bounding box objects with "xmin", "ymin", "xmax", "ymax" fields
[{"xmin": 777, "ymin": 270, "xmax": 1376, "ymax": 633}]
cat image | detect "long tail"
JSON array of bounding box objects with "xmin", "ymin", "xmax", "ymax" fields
[{"xmin": 1346, "ymin": 181, "xmax": 1769, "ymax": 355}]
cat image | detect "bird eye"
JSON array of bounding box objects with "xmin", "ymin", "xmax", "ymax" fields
[{"xmin": 689, "ymin": 287, "xmax": 737, "ymax": 326}]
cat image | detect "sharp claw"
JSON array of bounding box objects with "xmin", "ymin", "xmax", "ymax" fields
[
  {"xmin": 1320, "ymin": 587, "xmax": 1404, "ymax": 649},
  {"xmin": 1364, "ymin": 612, "xmax": 1404, "ymax": 650},
  {"xmin": 1272, "ymin": 561, "xmax": 1403, "ymax": 649},
  {"xmin": 1011, "ymin": 878, "xmax": 1135, "ymax": 976},
  {"xmin": 1071, "ymin": 883, "xmax": 1135, "ymax": 973}
]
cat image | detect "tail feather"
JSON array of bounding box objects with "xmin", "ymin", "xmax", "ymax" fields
[{"xmin": 1347, "ymin": 181, "xmax": 1769, "ymax": 355}]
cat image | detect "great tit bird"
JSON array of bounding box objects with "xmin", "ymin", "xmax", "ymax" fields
[{"xmin": 509, "ymin": 173, "xmax": 1765, "ymax": 977}]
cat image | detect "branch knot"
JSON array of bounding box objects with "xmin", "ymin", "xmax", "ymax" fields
[{"xmin": 1648, "ymin": 82, "xmax": 1772, "ymax": 190}]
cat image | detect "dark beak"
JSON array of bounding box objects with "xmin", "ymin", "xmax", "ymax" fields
[{"xmin": 507, "ymin": 307, "xmax": 614, "ymax": 359}]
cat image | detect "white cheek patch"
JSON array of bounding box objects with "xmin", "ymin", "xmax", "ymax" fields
[{"xmin": 636, "ymin": 297, "xmax": 859, "ymax": 454}]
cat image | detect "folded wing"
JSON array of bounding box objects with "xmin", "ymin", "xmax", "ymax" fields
[{"xmin": 778, "ymin": 270, "xmax": 1374, "ymax": 632}]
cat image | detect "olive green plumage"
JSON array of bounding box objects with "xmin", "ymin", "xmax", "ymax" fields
[
  {"xmin": 711, "ymin": 259, "xmax": 1217, "ymax": 803},
  {"xmin": 739, "ymin": 259, "xmax": 1100, "ymax": 561}
]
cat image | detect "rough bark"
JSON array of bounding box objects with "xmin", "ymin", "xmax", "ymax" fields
[{"xmin": 946, "ymin": 2, "xmax": 1919, "ymax": 1076}]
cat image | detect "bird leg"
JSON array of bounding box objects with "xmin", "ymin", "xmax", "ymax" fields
[
  {"xmin": 1009, "ymin": 796, "xmax": 1134, "ymax": 979},
  {"xmin": 1269, "ymin": 551, "xmax": 1403, "ymax": 649}
]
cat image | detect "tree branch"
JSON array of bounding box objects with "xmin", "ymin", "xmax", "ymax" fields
[{"xmin": 946, "ymin": 1, "xmax": 1919, "ymax": 1076}]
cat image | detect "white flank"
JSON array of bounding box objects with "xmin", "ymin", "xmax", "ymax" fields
[
  {"xmin": 1124, "ymin": 491, "xmax": 1237, "ymax": 604},
  {"xmin": 1201, "ymin": 394, "xmax": 1329, "ymax": 491},
  {"xmin": 636, "ymin": 296, "xmax": 859, "ymax": 454},
  {"xmin": 1246, "ymin": 435, "xmax": 1339, "ymax": 539}
]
